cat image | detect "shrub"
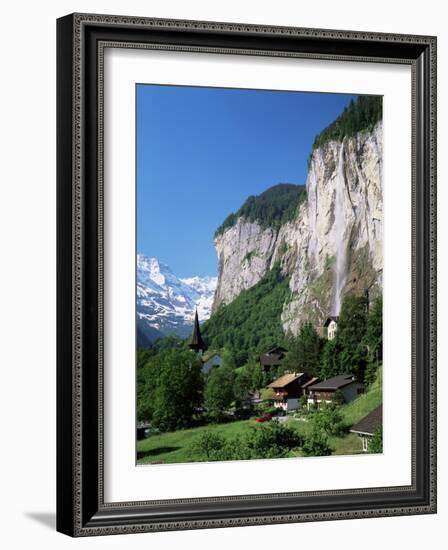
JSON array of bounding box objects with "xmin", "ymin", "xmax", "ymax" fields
[
  {"xmin": 368, "ymin": 427, "xmax": 383, "ymax": 454},
  {"xmin": 191, "ymin": 422, "xmax": 303, "ymax": 462},
  {"xmin": 247, "ymin": 422, "xmax": 302, "ymax": 458},
  {"xmin": 211, "ymin": 436, "xmax": 252, "ymax": 461},
  {"xmin": 302, "ymin": 428, "xmax": 332, "ymax": 457},
  {"xmin": 191, "ymin": 430, "xmax": 226, "ymax": 460},
  {"xmin": 313, "ymin": 403, "xmax": 344, "ymax": 436}
]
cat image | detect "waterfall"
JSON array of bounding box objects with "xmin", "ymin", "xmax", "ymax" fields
[
  {"xmin": 307, "ymin": 169, "xmax": 318, "ymax": 265},
  {"xmin": 333, "ymin": 144, "xmax": 347, "ymax": 315}
]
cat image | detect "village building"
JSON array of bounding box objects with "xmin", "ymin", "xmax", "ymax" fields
[
  {"xmin": 259, "ymin": 345, "xmax": 287, "ymax": 371},
  {"xmin": 202, "ymin": 353, "xmax": 223, "ymax": 375},
  {"xmin": 188, "ymin": 309, "xmax": 206, "ymax": 355},
  {"xmin": 323, "ymin": 316, "xmax": 339, "ymax": 340},
  {"xmin": 307, "ymin": 374, "xmax": 364, "ymax": 408},
  {"xmin": 350, "ymin": 405, "xmax": 382, "ymax": 451},
  {"xmin": 268, "ymin": 372, "xmax": 310, "ymax": 411},
  {"xmin": 301, "ymin": 377, "xmax": 319, "ymax": 396}
]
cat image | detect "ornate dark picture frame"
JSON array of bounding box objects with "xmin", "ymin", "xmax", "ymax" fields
[{"xmin": 56, "ymin": 13, "xmax": 437, "ymax": 537}]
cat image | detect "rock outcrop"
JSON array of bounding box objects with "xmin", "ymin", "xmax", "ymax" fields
[{"xmin": 212, "ymin": 122, "xmax": 383, "ymax": 334}]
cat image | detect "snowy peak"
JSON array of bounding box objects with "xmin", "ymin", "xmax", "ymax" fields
[
  {"xmin": 136, "ymin": 255, "xmax": 217, "ymax": 345},
  {"xmin": 137, "ymin": 255, "xmax": 184, "ymax": 294},
  {"xmin": 179, "ymin": 275, "xmax": 217, "ymax": 319}
]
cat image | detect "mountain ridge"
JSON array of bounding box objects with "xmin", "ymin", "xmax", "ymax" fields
[{"xmin": 136, "ymin": 255, "xmax": 217, "ymax": 346}]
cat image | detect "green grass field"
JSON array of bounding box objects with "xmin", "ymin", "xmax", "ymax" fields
[
  {"xmin": 137, "ymin": 369, "xmax": 382, "ymax": 464},
  {"xmin": 137, "ymin": 420, "xmax": 255, "ymax": 464}
]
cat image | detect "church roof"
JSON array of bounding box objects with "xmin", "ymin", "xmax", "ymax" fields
[{"xmin": 189, "ymin": 309, "xmax": 206, "ymax": 351}]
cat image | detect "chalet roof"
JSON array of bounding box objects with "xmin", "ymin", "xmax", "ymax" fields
[
  {"xmin": 308, "ymin": 374, "xmax": 357, "ymax": 391},
  {"xmin": 301, "ymin": 377, "xmax": 319, "ymax": 389},
  {"xmin": 260, "ymin": 354, "xmax": 284, "ymax": 366},
  {"xmin": 188, "ymin": 309, "xmax": 206, "ymax": 352},
  {"xmin": 265, "ymin": 345, "xmax": 287, "ymax": 355},
  {"xmin": 259, "ymin": 345, "xmax": 287, "ymax": 366},
  {"xmin": 324, "ymin": 316, "xmax": 339, "ymax": 327},
  {"xmin": 268, "ymin": 373, "xmax": 304, "ymax": 389},
  {"xmin": 350, "ymin": 405, "xmax": 383, "ymax": 436}
]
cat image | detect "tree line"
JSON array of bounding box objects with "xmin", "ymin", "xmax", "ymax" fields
[
  {"xmin": 312, "ymin": 95, "xmax": 382, "ymax": 151},
  {"xmin": 214, "ymin": 183, "xmax": 306, "ymax": 237}
]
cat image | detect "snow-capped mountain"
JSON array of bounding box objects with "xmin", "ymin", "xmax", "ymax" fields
[{"xmin": 137, "ymin": 255, "xmax": 217, "ymax": 346}]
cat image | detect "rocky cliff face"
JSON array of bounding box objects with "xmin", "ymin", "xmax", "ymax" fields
[
  {"xmin": 212, "ymin": 122, "xmax": 383, "ymax": 334},
  {"xmin": 212, "ymin": 222, "xmax": 278, "ymax": 311}
]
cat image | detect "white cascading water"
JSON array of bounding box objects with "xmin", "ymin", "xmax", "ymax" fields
[
  {"xmin": 333, "ymin": 144, "xmax": 347, "ymax": 315},
  {"xmin": 307, "ymin": 169, "xmax": 319, "ymax": 265}
]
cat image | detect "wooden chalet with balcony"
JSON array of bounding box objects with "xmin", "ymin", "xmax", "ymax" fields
[
  {"xmin": 268, "ymin": 372, "xmax": 310, "ymax": 411},
  {"xmin": 307, "ymin": 374, "xmax": 364, "ymax": 408}
]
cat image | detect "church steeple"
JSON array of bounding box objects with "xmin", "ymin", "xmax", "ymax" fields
[{"xmin": 188, "ymin": 309, "xmax": 206, "ymax": 353}]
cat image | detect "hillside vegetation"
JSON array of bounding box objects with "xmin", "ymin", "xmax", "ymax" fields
[
  {"xmin": 201, "ymin": 265, "xmax": 290, "ymax": 364},
  {"xmin": 312, "ymin": 95, "xmax": 382, "ymax": 151},
  {"xmin": 215, "ymin": 183, "xmax": 306, "ymax": 236}
]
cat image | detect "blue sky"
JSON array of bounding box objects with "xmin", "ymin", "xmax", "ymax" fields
[{"xmin": 137, "ymin": 84, "xmax": 357, "ymax": 278}]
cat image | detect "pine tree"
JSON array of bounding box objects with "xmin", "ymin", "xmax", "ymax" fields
[
  {"xmin": 283, "ymin": 323, "xmax": 323, "ymax": 376},
  {"xmin": 336, "ymin": 294, "xmax": 369, "ymax": 381},
  {"xmin": 364, "ymin": 295, "xmax": 383, "ymax": 385}
]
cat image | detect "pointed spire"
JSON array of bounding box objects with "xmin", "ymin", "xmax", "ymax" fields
[{"xmin": 189, "ymin": 309, "xmax": 206, "ymax": 353}]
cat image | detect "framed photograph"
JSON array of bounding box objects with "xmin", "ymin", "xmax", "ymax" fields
[{"xmin": 57, "ymin": 13, "xmax": 437, "ymax": 536}]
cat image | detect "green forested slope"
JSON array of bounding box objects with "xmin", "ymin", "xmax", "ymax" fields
[
  {"xmin": 201, "ymin": 265, "xmax": 290, "ymax": 364},
  {"xmin": 215, "ymin": 183, "xmax": 306, "ymax": 236},
  {"xmin": 312, "ymin": 95, "xmax": 382, "ymax": 151}
]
